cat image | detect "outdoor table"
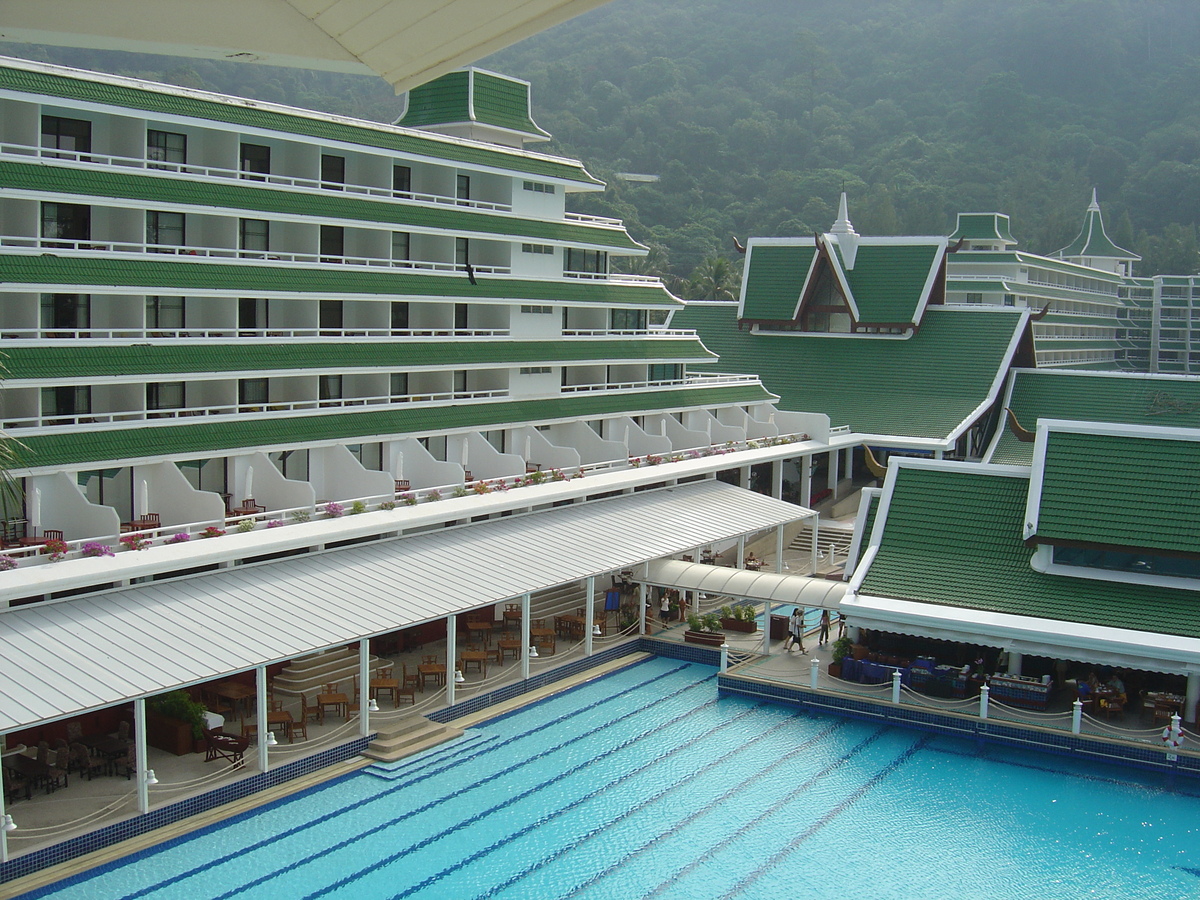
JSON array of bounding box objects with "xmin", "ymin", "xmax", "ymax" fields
[
  {"xmin": 460, "ymin": 649, "xmax": 489, "ymax": 677},
  {"xmin": 530, "ymin": 627, "xmax": 555, "ymax": 654},
  {"xmin": 370, "ymin": 676, "xmax": 400, "ymax": 708},
  {"xmin": 316, "ymin": 692, "xmax": 349, "ymax": 722},
  {"xmin": 503, "ymin": 608, "xmax": 522, "ymax": 631},
  {"xmin": 267, "ymin": 709, "xmax": 294, "ymax": 742},
  {"xmin": 418, "ymin": 663, "xmax": 446, "ymax": 690},
  {"xmin": 2, "ymin": 755, "xmax": 45, "ymax": 797},
  {"xmin": 465, "ymin": 620, "xmax": 494, "ymax": 646},
  {"xmin": 210, "ymin": 680, "xmax": 256, "ymax": 720},
  {"xmin": 495, "ymin": 638, "xmax": 522, "ymax": 663}
]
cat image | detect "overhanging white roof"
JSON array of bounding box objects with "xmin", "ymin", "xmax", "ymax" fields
[
  {"xmin": 842, "ymin": 591, "xmax": 1200, "ymax": 677},
  {"xmin": 0, "ymin": 480, "xmax": 804, "ymax": 733},
  {"xmin": 643, "ymin": 559, "xmax": 847, "ymax": 609},
  {"xmin": 0, "ymin": 0, "xmax": 613, "ymax": 92}
]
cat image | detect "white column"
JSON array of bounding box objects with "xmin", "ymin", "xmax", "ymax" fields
[
  {"xmin": 639, "ymin": 581, "xmax": 648, "ymax": 635},
  {"xmin": 739, "ymin": 465, "xmax": 751, "ymax": 490},
  {"xmin": 810, "ymin": 512, "xmax": 819, "ymax": 575},
  {"xmin": 810, "ymin": 656, "xmax": 820, "ymax": 689},
  {"xmin": 0, "ymin": 742, "xmax": 8, "ymax": 862},
  {"xmin": 775, "ymin": 526, "xmax": 784, "ymax": 574},
  {"xmin": 761, "ymin": 599, "xmax": 771, "ymax": 656},
  {"xmin": 134, "ymin": 698, "xmax": 151, "ymax": 814},
  {"xmin": 771, "ymin": 460, "xmax": 783, "ymax": 500},
  {"xmin": 521, "ymin": 592, "xmax": 531, "ymax": 680},
  {"xmin": 359, "ymin": 640, "xmax": 371, "ymax": 737},
  {"xmin": 1071, "ymin": 699, "xmax": 1082, "ymax": 734},
  {"xmin": 843, "ymin": 446, "xmax": 854, "ymax": 483},
  {"xmin": 584, "ymin": 576, "xmax": 595, "ymax": 656},
  {"xmin": 1186, "ymin": 673, "xmax": 1199, "ymax": 725},
  {"xmin": 736, "ymin": 536, "xmax": 745, "ymax": 568},
  {"xmin": 446, "ymin": 613, "xmax": 457, "ymax": 706},
  {"xmin": 828, "ymin": 449, "xmax": 840, "ymax": 497},
  {"xmin": 800, "ymin": 454, "xmax": 812, "ymax": 507},
  {"xmin": 891, "ymin": 670, "xmax": 902, "ymax": 705},
  {"xmin": 1008, "ymin": 652, "xmax": 1023, "ymax": 676},
  {"xmin": 256, "ymin": 666, "xmax": 269, "ymax": 772},
  {"xmin": 934, "ymin": 449, "xmax": 944, "ymax": 460}
]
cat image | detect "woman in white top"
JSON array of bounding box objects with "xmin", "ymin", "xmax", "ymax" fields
[{"xmin": 785, "ymin": 607, "xmax": 806, "ymax": 653}]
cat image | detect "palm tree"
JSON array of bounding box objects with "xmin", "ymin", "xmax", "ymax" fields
[{"xmin": 687, "ymin": 256, "xmax": 741, "ymax": 301}]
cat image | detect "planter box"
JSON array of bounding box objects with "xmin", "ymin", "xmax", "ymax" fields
[
  {"xmin": 684, "ymin": 630, "xmax": 725, "ymax": 647},
  {"xmin": 827, "ymin": 662, "xmax": 842, "ymax": 678},
  {"xmin": 850, "ymin": 644, "xmax": 869, "ymax": 660},
  {"xmin": 720, "ymin": 618, "xmax": 758, "ymax": 634},
  {"xmin": 146, "ymin": 710, "xmax": 194, "ymax": 756}
]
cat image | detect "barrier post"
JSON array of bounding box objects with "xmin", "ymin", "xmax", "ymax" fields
[
  {"xmin": 720, "ymin": 643, "xmax": 729, "ymax": 672},
  {"xmin": 979, "ymin": 684, "xmax": 990, "ymax": 721},
  {"xmin": 891, "ymin": 670, "xmax": 901, "ymax": 705},
  {"xmin": 1072, "ymin": 699, "xmax": 1082, "ymax": 734},
  {"xmin": 810, "ymin": 656, "xmax": 820, "ymax": 690}
]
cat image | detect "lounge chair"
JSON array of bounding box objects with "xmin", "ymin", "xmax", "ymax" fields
[{"xmin": 202, "ymin": 728, "xmax": 249, "ymax": 766}]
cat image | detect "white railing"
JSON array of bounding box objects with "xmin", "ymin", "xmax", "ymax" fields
[
  {"xmin": 563, "ymin": 271, "xmax": 662, "ymax": 284},
  {"xmin": 563, "ymin": 211, "xmax": 623, "ymax": 226},
  {"xmin": 0, "ymin": 141, "xmax": 514, "ymax": 213},
  {"xmin": 0, "ymin": 327, "xmax": 512, "ymax": 341},
  {"xmin": 562, "ymin": 328, "xmax": 696, "ymax": 338}
]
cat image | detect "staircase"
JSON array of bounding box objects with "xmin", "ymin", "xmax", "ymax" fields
[
  {"xmin": 362, "ymin": 715, "xmax": 464, "ymax": 763},
  {"xmin": 271, "ymin": 646, "xmax": 388, "ymax": 697},
  {"xmin": 789, "ymin": 523, "xmax": 855, "ymax": 562}
]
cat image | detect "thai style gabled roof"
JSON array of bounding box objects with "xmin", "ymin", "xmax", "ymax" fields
[
  {"xmin": 397, "ymin": 68, "xmax": 551, "ymax": 142},
  {"xmin": 1023, "ymin": 420, "xmax": 1200, "ymax": 556},
  {"xmin": 986, "ymin": 369, "xmax": 1200, "ymax": 465},
  {"xmin": 947, "ymin": 213, "xmax": 1018, "ymax": 247},
  {"xmin": 673, "ymin": 303, "xmax": 1030, "ymax": 445},
  {"xmin": 1054, "ymin": 189, "xmax": 1139, "ymax": 262}
]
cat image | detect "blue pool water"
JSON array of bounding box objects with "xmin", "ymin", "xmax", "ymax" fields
[{"xmin": 22, "ymin": 658, "xmax": 1200, "ymax": 899}]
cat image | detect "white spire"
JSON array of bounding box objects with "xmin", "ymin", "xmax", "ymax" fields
[
  {"xmin": 1088, "ymin": 186, "xmax": 1100, "ymax": 212},
  {"xmin": 829, "ymin": 191, "xmax": 857, "ymax": 235},
  {"xmin": 829, "ymin": 191, "xmax": 860, "ymax": 269}
]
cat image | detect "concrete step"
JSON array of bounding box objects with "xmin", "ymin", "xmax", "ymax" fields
[
  {"xmin": 363, "ymin": 731, "xmax": 495, "ymax": 780},
  {"xmin": 273, "ymin": 647, "xmax": 388, "ymax": 697},
  {"xmin": 361, "ymin": 716, "xmax": 465, "ymax": 763}
]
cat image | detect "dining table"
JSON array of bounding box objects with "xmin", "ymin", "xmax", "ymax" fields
[
  {"xmin": 495, "ymin": 638, "xmax": 522, "ymax": 663},
  {"xmin": 418, "ymin": 663, "xmax": 447, "ymax": 690},
  {"xmin": 210, "ymin": 680, "xmax": 256, "ymax": 720},
  {"xmin": 266, "ymin": 709, "xmax": 294, "ymax": 742},
  {"xmin": 2, "ymin": 754, "xmax": 46, "ymax": 797},
  {"xmin": 316, "ymin": 691, "xmax": 349, "ymax": 722},
  {"xmin": 459, "ymin": 649, "xmax": 489, "ymax": 677},
  {"xmin": 503, "ymin": 608, "xmax": 522, "ymax": 631},
  {"xmin": 465, "ymin": 620, "xmax": 494, "ymax": 646},
  {"xmin": 370, "ymin": 676, "xmax": 400, "ymax": 708},
  {"xmin": 530, "ymin": 627, "xmax": 556, "ymax": 655}
]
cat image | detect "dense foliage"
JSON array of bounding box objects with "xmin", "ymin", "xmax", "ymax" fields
[{"xmin": 8, "ymin": 0, "xmax": 1200, "ymax": 284}]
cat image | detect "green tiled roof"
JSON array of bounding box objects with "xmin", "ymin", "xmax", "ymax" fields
[
  {"xmin": 674, "ymin": 303, "xmax": 1025, "ymax": 441},
  {"xmin": 0, "ymin": 63, "xmax": 598, "ymax": 185},
  {"xmin": 1055, "ymin": 199, "xmax": 1138, "ymax": 261},
  {"xmin": 990, "ymin": 370, "xmax": 1200, "ymax": 465},
  {"xmin": 0, "ymin": 255, "xmax": 682, "ymax": 307},
  {"xmin": 5, "ymin": 338, "xmax": 714, "ymax": 380},
  {"xmin": 847, "ymin": 492, "xmax": 880, "ymax": 573},
  {"xmin": 739, "ymin": 245, "xmax": 814, "ymax": 321},
  {"xmin": 832, "ymin": 242, "xmax": 941, "ymax": 325},
  {"xmin": 0, "ymin": 161, "xmax": 640, "ymax": 251},
  {"xmin": 860, "ymin": 466, "xmax": 1200, "ymax": 639},
  {"xmin": 1032, "ymin": 429, "xmax": 1200, "ymax": 554},
  {"xmin": 948, "ymin": 213, "xmax": 1016, "ymax": 246},
  {"xmin": 12, "ymin": 382, "xmax": 773, "ymax": 471},
  {"xmin": 398, "ymin": 70, "xmax": 549, "ymax": 140}
]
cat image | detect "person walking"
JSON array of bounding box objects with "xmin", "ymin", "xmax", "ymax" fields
[
  {"xmin": 784, "ymin": 607, "xmax": 806, "ymax": 653},
  {"xmin": 818, "ymin": 609, "xmax": 831, "ymax": 646}
]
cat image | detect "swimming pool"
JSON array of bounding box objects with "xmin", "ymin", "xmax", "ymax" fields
[{"xmin": 21, "ymin": 658, "xmax": 1200, "ymax": 899}]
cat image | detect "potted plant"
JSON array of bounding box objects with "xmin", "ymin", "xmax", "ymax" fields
[
  {"xmin": 684, "ymin": 612, "xmax": 725, "ymax": 647},
  {"xmin": 719, "ymin": 604, "xmax": 758, "ymax": 633},
  {"xmin": 147, "ymin": 690, "xmax": 208, "ymax": 755},
  {"xmin": 829, "ymin": 636, "xmax": 854, "ymax": 678}
]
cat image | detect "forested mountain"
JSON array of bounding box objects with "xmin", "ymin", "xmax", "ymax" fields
[{"xmin": 8, "ymin": 0, "xmax": 1200, "ymax": 287}]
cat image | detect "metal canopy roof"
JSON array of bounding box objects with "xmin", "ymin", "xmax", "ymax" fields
[
  {"xmin": 0, "ymin": 0, "xmax": 613, "ymax": 93},
  {"xmin": 643, "ymin": 559, "xmax": 847, "ymax": 610},
  {"xmin": 0, "ymin": 480, "xmax": 804, "ymax": 733}
]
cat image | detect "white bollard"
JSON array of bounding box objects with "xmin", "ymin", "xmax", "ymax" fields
[
  {"xmin": 1072, "ymin": 699, "xmax": 1082, "ymax": 734},
  {"xmin": 891, "ymin": 670, "xmax": 901, "ymax": 705},
  {"xmin": 979, "ymin": 684, "xmax": 990, "ymax": 721},
  {"xmin": 810, "ymin": 656, "xmax": 820, "ymax": 690},
  {"xmin": 719, "ymin": 643, "xmax": 729, "ymax": 672}
]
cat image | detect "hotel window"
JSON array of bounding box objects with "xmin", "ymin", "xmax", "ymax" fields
[
  {"xmin": 393, "ymin": 164, "xmax": 412, "ymax": 195},
  {"xmin": 392, "ymin": 232, "xmax": 410, "ymax": 261},
  {"xmin": 390, "ymin": 372, "xmax": 409, "ymax": 398},
  {"xmin": 965, "ymin": 292, "xmax": 983, "ymax": 304},
  {"xmin": 147, "ymin": 129, "xmax": 186, "ymax": 167},
  {"xmin": 453, "ymin": 370, "xmax": 468, "ymax": 394},
  {"xmin": 519, "ymin": 366, "xmax": 551, "ymax": 375},
  {"xmin": 238, "ymin": 297, "xmax": 267, "ymax": 332},
  {"xmin": 319, "ymin": 300, "xmax": 343, "ymax": 334},
  {"xmin": 145, "ymin": 296, "xmax": 185, "ymax": 331},
  {"xmin": 390, "ymin": 301, "xmax": 409, "ymax": 331},
  {"xmin": 565, "ymin": 248, "xmax": 607, "ymax": 274},
  {"xmin": 240, "ymin": 142, "xmax": 271, "ymax": 179},
  {"xmin": 455, "ymin": 237, "xmax": 470, "ymax": 267},
  {"xmin": 320, "ymin": 225, "xmax": 345, "ymax": 262},
  {"xmin": 146, "ymin": 381, "xmax": 186, "ymax": 414},
  {"xmin": 41, "ymin": 293, "xmax": 90, "ymax": 333},
  {"xmin": 41, "ymin": 115, "xmax": 91, "ymax": 157},
  {"xmin": 42, "ymin": 385, "xmax": 90, "ymax": 423},
  {"xmin": 146, "ymin": 211, "xmax": 185, "ymax": 250},
  {"xmin": 319, "ymin": 374, "xmax": 342, "ymax": 403},
  {"xmin": 522, "ymin": 181, "xmax": 555, "ymax": 194},
  {"xmin": 1003, "ymin": 294, "xmax": 1016, "ymax": 306},
  {"xmin": 238, "ymin": 378, "xmax": 268, "ymax": 408},
  {"xmin": 520, "ymin": 305, "xmax": 552, "ymax": 314},
  {"xmin": 320, "ymin": 154, "xmax": 345, "ymax": 189},
  {"xmin": 456, "ymin": 174, "xmax": 471, "ymax": 200},
  {"xmin": 649, "ymin": 364, "xmax": 682, "ymax": 382},
  {"xmin": 611, "ymin": 308, "xmax": 647, "ymax": 330},
  {"xmin": 41, "ymin": 202, "xmax": 90, "ymax": 245},
  {"xmin": 521, "ymin": 243, "xmax": 554, "ymax": 254},
  {"xmin": 454, "ymin": 303, "xmax": 469, "ymax": 330},
  {"xmin": 239, "ymin": 218, "xmax": 269, "ymax": 254}
]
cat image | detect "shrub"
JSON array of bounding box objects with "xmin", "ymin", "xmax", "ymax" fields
[
  {"xmin": 166, "ymin": 532, "xmax": 191, "ymax": 544},
  {"xmin": 350, "ymin": 500, "xmax": 367, "ymax": 515},
  {"xmin": 0, "ymin": 556, "xmax": 18, "ymax": 571},
  {"xmin": 42, "ymin": 539, "xmax": 69, "ymax": 561},
  {"xmin": 424, "ymin": 489, "xmax": 442, "ymax": 502},
  {"xmin": 324, "ymin": 501, "xmax": 344, "ymax": 518},
  {"xmin": 81, "ymin": 542, "xmax": 114, "ymax": 558},
  {"xmin": 378, "ymin": 500, "xmax": 396, "ymax": 511},
  {"xmin": 400, "ymin": 493, "xmax": 417, "ymax": 506},
  {"xmin": 452, "ymin": 486, "xmax": 469, "ymax": 498},
  {"xmin": 200, "ymin": 526, "xmax": 225, "ymax": 539},
  {"xmin": 266, "ymin": 519, "xmax": 285, "ymax": 528},
  {"xmin": 236, "ymin": 519, "xmax": 257, "ymax": 533},
  {"xmin": 291, "ymin": 510, "xmax": 311, "ymax": 523},
  {"xmin": 119, "ymin": 534, "xmax": 151, "ymax": 551}
]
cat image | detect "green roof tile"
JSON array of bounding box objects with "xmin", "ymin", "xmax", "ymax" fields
[
  {"xmin": 0, "ymin": 254, "xmax": 682, "ymax": 307},
  {"xmin": 1032, "ymin": 429, "xmax": 1200, "ymax": 554},
  {"xmin": 397, "ymin": 70, "xmax": 472, "ymax": 129},
  {"xmin": 739, "ymin": 245, "xmax": 813, "ymax": 321},
  {"xmin": 12, "ymin": 382, "xmax": 773, "ymax": 471},
  {"xmin": 0, "ymin": 63, "xmax": 598, "ymax": 185},
  {"xmin": 0, "ymin": 160, "xmax": 640, "ymax": 251},
  {"xmin": 833, "ymin": 242, "xmax": 941, "ymax": 325},
  {"xmin": 5, "ymin": 338, "xmax": 714, "ymax": 380},
  {"xmin": 948, "ymin": 213, "xmax": 1017, "ymax": 246},
  {"xmin": 861, "ymin": 466, "xmax": 1200, "ymax": 639},
  {"xmin": 674, "ymin": 303, "xmax": 1025, "ymax": 442}
]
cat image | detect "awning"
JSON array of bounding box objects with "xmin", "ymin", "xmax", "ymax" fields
[
  {"xmin": 0, "ymin": 480, "xmax": 805, "ymax": 733},
  {"xmin": 642, "ymin": 559, "xmax": 847, "ymax": 609},
  {"xmin": 842, "ymin": 591, "xmax": 1200, "ymax": 676}
]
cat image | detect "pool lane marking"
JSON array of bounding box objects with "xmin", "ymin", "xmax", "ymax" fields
[
  {"xmin": 490, "ymin": 717, "xmax": 848, "ymax": 900},
  {"xmin": 716, "ymin": 733, "xmax": 934, "ymax": 900},
  {"xmin": 111, "ymin": 662, "xmax": 702, "ymax": 900},
  {"xmin": 378, "ymin": 700, "xmax": 783, "ymax": 900}
]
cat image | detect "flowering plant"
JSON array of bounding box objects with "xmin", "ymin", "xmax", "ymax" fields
[
  {"xmin": 399, "ymin": 493, "xmax": 417, "ymax": 506},
  {"xmin": 550, "ymin": 468, "xmax": 568, "ymax": 482},
  {"xmin": 266, "ymin": 519, "xmax": 285, "ymax": 528},
  {"xmin": 81, "ymin": 542, "xmax": 114, "ymax": 558},
  {"xmin": 452, "ymin": 486, "xmax": 470, "ymax": 498},
  {"xmin": 378, "ymin": 500, "xmax": 396, "ymax": 511},
  {"xmin": 42, "ymin": 538, "xmax": 69, "ymax": 561},
  {"xmin": 0, "ymin": 556, "xmax": 18, "ymax": 571},
  {"xmin": 200, "ymin": 526, "xmax": 226, "ymax": 539},
  {"xmin": 324, "ymin": 501, "xmax": 344, "ymax": 518},
  {"xmin": 120, "ymin": 534, "xmax": 151, "ymax": 551},
  {"xmin": 646, "ymin": 454, "xmax": 663, "ymax": 466},
  {"xmin": 291, "ymin": 510, "xmax": 311, "ymax": 523},
  {"xmin": 236, "ymin": 519, "xmax": 257, "ymax": 533},
  {"xmin": 424, "ymin": 489, "xmax": 442, "ymax": 502},
  {"xmin": 472, "ymin": 480, "xmax": 491, "ymax": 495},
  {"xmin": 166, "ymin": 532, "xmax": 190, "ymax": 544}
]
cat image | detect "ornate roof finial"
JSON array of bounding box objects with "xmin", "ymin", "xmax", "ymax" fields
[
  {"xmin": 830, "ymin": 191, "xmax": 857, "ymax": 236},
  {"xmin": 1088, "ymin": 186, "xmax": 1100, "ymax": 212}
]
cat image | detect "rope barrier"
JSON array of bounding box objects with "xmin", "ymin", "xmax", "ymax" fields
[{"xmin": 7, "ymin": 790, "xmax": 134, "ymax": 836}]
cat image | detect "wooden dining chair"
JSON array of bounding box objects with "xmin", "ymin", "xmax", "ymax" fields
[
  {"xmin": 421, "ymin": 654, "xmax": 438, "ymax": 665},
  {"xmin": 401, "ymin": 664, "xmax": 420, "ymax": 691},
  {"xmin": 289, "ymin": 717, "xmax": 307, "ymax": 742},
  {"xmin": 322, "ymin": 682, "xmax": 339, "ymax": 694},
  {"xmin": 300, "ymin": 693, "xmax": 321, "ymax": 724},
  {"xmin": 43, "ymin": 529, "xmax": 64, "ymax": 542}
]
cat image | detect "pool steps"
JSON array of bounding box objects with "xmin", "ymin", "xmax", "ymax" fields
[
  {"xmin": 361, "ymin": 715, "xmax": 464, "ymax": 763},
  {"xmin": 363, "ymin": 732, "xmax": 496, "ymax": 781}
]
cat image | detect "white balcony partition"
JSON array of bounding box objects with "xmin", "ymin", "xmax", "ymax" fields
[
  {"xmin": 464, "ymin": 432, "xmax": 525, "ymax": 481},
  {"xmin": 244, "ymin": 451, "xmax": 316, "ymax": 514},
  {"xmin": 557, "ymin": 421, "xmax": 627, "ymax": 466},
  {"xmin": 606, "ymin": 417, "xmax": 671, "ymax": 459},
  {"xmin": 28, "ymin": 472, "xmax": 121, "ymax": 540},
  {"xmin": 716, "ymin": 406, "xmax": 778, "ymax": 440},
  {"xmin": 392, "ymin": 438, "xmax": 463, "ymax": 488},
  {"xmin": 515, "ymin": 425, "xmax": 580, "ymax": 472},
  {"xmin": 686, "ymin": 409, "xmax": 745, "ymax": 445},
  {"xmin": 309, "ymin": 445, "xmax": 394, "ymax": 504},
  {"xmin": 139, "ymin": 461, "xmax": 226, "ymax": 528},
  {"xmin": 773, "ymin": 409, "xmax": 831, "ymax": 443},
  {"xmin": 646, "ymin": 413, "xmax": 708, "ymax": 451}
]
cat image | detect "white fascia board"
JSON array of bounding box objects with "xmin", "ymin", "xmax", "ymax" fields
[
  {"xmin": 980, "ymin": 367, "xmax": 1023, "ymax": 463},
  {"xmin": 944, "ymin": 307, "xmax": 1031, "ymax": 444},
  {"xmin": 818, "ymin": 235, "xmax": 860, "ymax": 322},
  {"xmin": 1031, "ymin": 543, "xmax": 1200, "ymax": 593},
  {"xmin": 848, "ymin": 433, "xmax": 954, "ymax": 452},
  {"xmin": 909, "ymin": 238, "xmax": 950, "ymax": 324},
  {"xmin": 842, "ymin": 486, "xmax": 882, "ymax": 583}
]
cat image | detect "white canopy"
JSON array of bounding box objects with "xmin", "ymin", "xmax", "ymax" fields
[
  {"xmin": 0, "ymin": 480, "xmax": 805, "ymax": 733},
  {"xmin": 643, "ymin": 560, "xmax": 847, "ymax": 610}
]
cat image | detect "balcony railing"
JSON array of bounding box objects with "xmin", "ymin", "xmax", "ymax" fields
[
  {"xmin": 0, "ymin": 327, "xmax": 513, "ymax": 341},
  {"xmin": 561, "ymin": 373, "xmax": 759, "ymax": 394}
]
